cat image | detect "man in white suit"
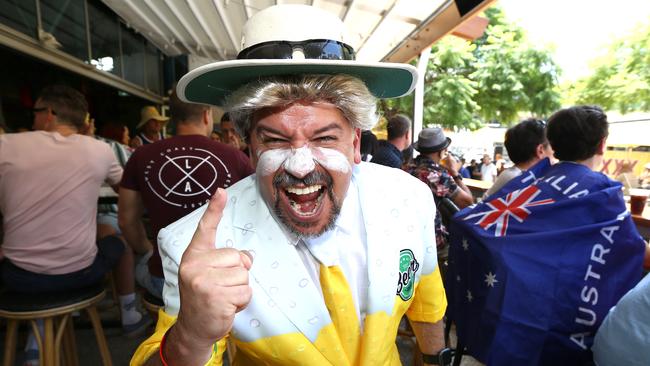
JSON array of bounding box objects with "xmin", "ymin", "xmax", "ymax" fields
[{"xmin": 133, "ymin": 4, "xmax": 448, "ymax": 366}]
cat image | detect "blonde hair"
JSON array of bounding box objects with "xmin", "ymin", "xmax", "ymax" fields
[{"xmin": 225, "ymin": 74, "xmax": 379, "ymax": 137}]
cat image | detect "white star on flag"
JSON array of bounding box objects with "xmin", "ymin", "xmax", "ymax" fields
[
  {"xmin": 484, "ymin": 272, "xmax": 498, "ymax": 287},
  {"xmin": 466, "ymin": 290, "xmax": 473, "ymax": 302},
  {"xmin": 462, "ymin": 238, "xmax": 469, "ymax": 251}
]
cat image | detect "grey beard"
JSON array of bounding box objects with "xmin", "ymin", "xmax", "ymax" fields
[{"xmin": 272, "ymin": 170, "xmax": 341, "ymax": 238}]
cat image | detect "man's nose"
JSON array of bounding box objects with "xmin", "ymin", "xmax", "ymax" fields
[{"xmin": 283, "ymin": 146, "xmax": 315, "ymax": 179}]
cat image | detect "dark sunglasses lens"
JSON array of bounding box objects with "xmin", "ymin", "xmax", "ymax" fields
[
  {"xmin": 238, "ymin": 43, "xmax": 293, "ymax": 59},
  {"xmin": 303, "ymin": 41, "xmax": 355, "ymax": 60}
]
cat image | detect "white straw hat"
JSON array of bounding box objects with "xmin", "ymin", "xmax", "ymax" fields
[{"xmin": 177, "ymin": 4, "xmax": 418, "ymax": 106}]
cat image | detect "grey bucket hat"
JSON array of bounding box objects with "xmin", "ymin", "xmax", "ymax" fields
[{"xmin": 412, "ymin": 127, "xmax": 451, "ymax": 153}]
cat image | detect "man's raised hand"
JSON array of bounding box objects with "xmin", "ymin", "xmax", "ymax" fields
[{"xmin": 173, "ymin": 188, "xmax": 253, "ymax": 357}]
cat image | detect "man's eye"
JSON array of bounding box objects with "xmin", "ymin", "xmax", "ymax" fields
[
  {"xmin": 316, "ymin": 136, "xmax": 337, "ymax": 142},
  {"xmin": 263, "ymin": 137, "xmax": 286, "ymax": 144}
]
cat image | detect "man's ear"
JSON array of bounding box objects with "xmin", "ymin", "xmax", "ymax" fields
[
  {"xmin": 596, "ymin": 138, "xmax": 607, "ymax": 155},
  {"xmin": 203, "ymin": 109, "xmax": 213, "ymax": 126},
  {"xmin": 45, "ymin": 112, "xmax": 57, "ymax": 131},
  {"xmin": 535, "ymin": 143, "xmax": 546, "ymax": 159},
  {"xmin": 353, "ymin": 128, "xmax": 361, "ymax": 164}
]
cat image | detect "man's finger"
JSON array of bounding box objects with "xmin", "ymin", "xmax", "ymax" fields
[
  {"xmin": 189, "ymin": 188, "xmax": 227, "ymax": 251},
  {"xmin": 240, "ymin": 250, "xmax": 254, "ymax": 270}
]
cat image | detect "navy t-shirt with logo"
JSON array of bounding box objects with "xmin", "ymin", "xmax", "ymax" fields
[{"xmin": 121, "ymin": 134, "xmax": 254, "ymax": 277}]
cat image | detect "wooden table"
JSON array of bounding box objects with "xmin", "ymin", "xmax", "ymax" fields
[{"xmin": 464, "ymin": 178, "xmax": 493, "ymax": 201}]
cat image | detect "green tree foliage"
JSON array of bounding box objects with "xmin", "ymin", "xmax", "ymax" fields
[
  {"xmin": 380, "ymin": 6, "xmax": 561, "ymax": 130},
  {"xmin": 573, "ymin": 23, "xmax": 650, "ymax": 113}
]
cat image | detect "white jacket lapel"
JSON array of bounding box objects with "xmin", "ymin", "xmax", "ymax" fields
[{"xmin": 227, "ymin": 180, "xmax": 334, "ymax": 344}]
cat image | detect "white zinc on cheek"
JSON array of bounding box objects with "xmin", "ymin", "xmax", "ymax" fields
[
  {"xmin": 256, "ymin": 149, "xmax": 292, "ymax": 177},
  {"xmin": 313, "ymin": 147, "xmax": 351, "ymax": 174},
  {"xmin": 283, "ymin": 146, "xmax": 316, "ymax": 178}
]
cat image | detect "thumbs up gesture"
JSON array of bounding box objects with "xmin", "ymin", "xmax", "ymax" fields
[{"xmin": 171, "ymin": 188, "xmax": 253, "ymax": 360}]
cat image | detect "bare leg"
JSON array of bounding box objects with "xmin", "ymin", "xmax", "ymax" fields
[{"xmin": 113, "ymin": 236, "xmax": 135, "ymax": 296}]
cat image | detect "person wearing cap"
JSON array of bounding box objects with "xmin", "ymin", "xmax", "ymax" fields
[
  {"xmin": 132, "ymin": 4, "xmax": 448, "ymax": 366},
  {"xmin": 119, "ymin": 92, "xmax": 253, "ymax": 300},
  {"xmin": 406, "ymin": 128, "xmax": 473, "ymax": 261},
  {"xmin": 371, "ymin": 114, "xmax": 412, "ymax": 169},
  {"xmin": 130, "ymin": 106, "xmax": 168, "ymax": 148},
  {"xmin": 484, "ymin": 118, "xmax": 554, "ymax": 197}
]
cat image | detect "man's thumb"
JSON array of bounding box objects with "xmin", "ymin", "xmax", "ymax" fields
[{"xmin": 190, "ymin": 188, "xmax": 227, "ymax": 251}]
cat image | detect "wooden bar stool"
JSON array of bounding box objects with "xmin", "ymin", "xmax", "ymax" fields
[
  {"xmin": 0, "ymin": 284, "xmax": 112, "ymax": 366},
  {"xmin": 140, "ymin": 291, "xmax": 163, "ymax": 324}
]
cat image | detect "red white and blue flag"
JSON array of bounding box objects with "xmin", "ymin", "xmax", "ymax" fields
[{"xmin": 447, "ymin": 159, "xmax": 645, "ymax": 365}]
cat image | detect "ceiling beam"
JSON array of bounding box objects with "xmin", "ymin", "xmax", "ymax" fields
[
  {"xmin": 383, "ymin": 0, "xmax": 496, "ymax": 63},
  {"xmin": 122, "ymin": 1, "xmax": 183, "ymax": 55},
  {"xmin": 356, "ymin": 0, "xmax": 399, "ymax": 55},
  {"xmin": 342, "ymin": 0, "xmax": 355, "ymax": 22},
  {"xmin": 242, "ymin": 0, "xmax": 252, "ymax": 20},
  {"xmin": 164, "ymin": 0, "xmax": 212, "ymax": 58},
  {"xmin": 143, "ymin": 0, "xmax": 194, "ymax": 55},
  {"xmin": 187, "ymin": 0, "xmax": 227, "ymax": 60},
  {"xmin": 451, "ymin": 15, "xmax": 489, "ymax": 41},
  {"xmin": 212, "ymin": 0, "xmax": 240, "ymax": 51}
]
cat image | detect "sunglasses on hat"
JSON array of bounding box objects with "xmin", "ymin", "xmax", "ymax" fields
[{"xmin": 237, "ymin": 39, "xmax": 356, "ymax": 61}]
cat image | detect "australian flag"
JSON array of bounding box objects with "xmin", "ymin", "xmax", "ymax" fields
[{"xmin": 447, "ymin": 159, "xmax": 646, "ymax": 366}]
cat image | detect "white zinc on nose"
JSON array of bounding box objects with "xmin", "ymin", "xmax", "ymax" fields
[{"xmin": 283, "ymin": 146, "xmax": 316, "ymax": 178}]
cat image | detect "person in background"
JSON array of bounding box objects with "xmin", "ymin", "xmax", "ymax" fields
[
  {"xmin": 100, "ymin": 121, "xmax": 131, "ymax": 147},
  {"xmin": 401, "ymin": 144, "xmax": 415, "ymax": 168},
  {"xmin": 469, "ymin": 158, "xmax": 480, "ymax": 179},
  {"xmin": 406, "ymin": 127, "xmax": 474, "ymax": 262},
  {"xmin": 210, "ymin": 126, "xmax": 223, "ymax": 142},
  {"xmin": 131, "ymin": 5, "xmax": 447, "ymax": 365},
  {"xmin": 459, "ymin": 157, "xmax": 471, "ymax": 179},
  {"xmin": 639, "ymin": 162, "xmax": 650, "ymax": 189},
  {"xmin": 0, "ymin": 86, "xmax": 149, "ymax": 365},
  {"xmin": 371, "ymin": 114, "xmax": 411, "ymax": 168},
  {"xmin": 360, "ymin": 129, "xmax": 378, "ymax": 162},
  {"xmin": 119, "ymin": 91, "xmax": 253, "ymax": 300},
  {"xmin": 220, "ymin": 112, "xmax": 248, "ymax": 155},
  {"xmin": 485, "ymin": 118, "xmax": 553, "ymax": 197},
  {"xmin": 82, "ymin": 117, "xmax": 132, "ymax": 239},
  {"xmin": 447, "ymin": 105, "xmax": 646, "ymax": 365},
  {"xmin": 592, "ymin": 268, "xmax": 650, "ymax": 366},
  {"xmin": 130, "ymin": 106, "xmax": 168, "ymax": 148},
  {"xmin": 480, "ymin": 153, "xmax": 497, "ymax": 183},
  {"xmin": 494, "ymin": 153, "xmax": 506, "ymax": 175}
]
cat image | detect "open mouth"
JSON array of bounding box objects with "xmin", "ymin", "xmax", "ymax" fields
[{"xmin": 284, "ymin": 184, "xmax": 325, "ymax": 217}]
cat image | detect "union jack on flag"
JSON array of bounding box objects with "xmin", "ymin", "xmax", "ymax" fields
[{"xmin": 465, "ymin": 185, "xmax": 554, "ymax": 236}]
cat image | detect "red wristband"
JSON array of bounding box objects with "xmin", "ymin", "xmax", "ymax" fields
[{"xmin": 159, "ymin": 328, "xmax": 171, "ymax": 366}]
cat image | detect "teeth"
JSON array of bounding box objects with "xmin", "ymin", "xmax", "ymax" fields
[{"xmin": 286, "ymin": 185, "xmax": 322, "ymax": 195}]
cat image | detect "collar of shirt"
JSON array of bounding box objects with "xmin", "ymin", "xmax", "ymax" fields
[{"xmin": 303, "ymin": 178, "xmax": 361, "ymax": 266}]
